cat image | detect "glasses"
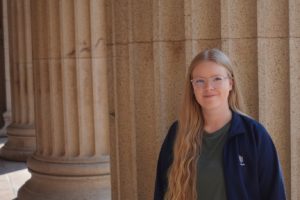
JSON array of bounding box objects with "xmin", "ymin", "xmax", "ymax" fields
[{"xmin": 191, "ymin": 75, "xmax": 231, "ymax": 89}]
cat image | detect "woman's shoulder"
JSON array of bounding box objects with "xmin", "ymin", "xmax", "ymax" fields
[
  {"xmin": 156, "ymin": 121, "xmax": 178, "ymax": 173},
  {"xmin": 233, "ymin": 112, "xmax": 273, "ymax": 145},
  {"xmin": 235, "ymin": 111, "xmax": 268, "ymax": 133},
  {"xmin": 160, "ymin": 121, "xmax": 178, "ymax": 152}
]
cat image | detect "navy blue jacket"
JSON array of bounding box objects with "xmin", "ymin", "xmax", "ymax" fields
[{"xmin": 154, "ymin": 111, "xmax": 286, "ymax": 200}]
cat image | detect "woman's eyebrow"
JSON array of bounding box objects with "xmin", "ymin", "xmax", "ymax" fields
[{"xmin": 192, "ymin": 74, "xmax": 224, "ymax": 79}]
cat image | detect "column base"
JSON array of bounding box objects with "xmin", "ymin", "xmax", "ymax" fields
[
  {"xmin": 17, "ymin": 165, "xmax": 111, "ymax": 200},
  {"xmin": 0, "ymin": 124, "xmax": 35, "ymax": 161},
  {"xmin": 0, "ymin": 146, "xmax": 33, "ymax": 162},
  {"xmin": 17, "ymin": 156, "xmax": 111, "ymax": 199},
  {"xmin": 0, "ymin": 111, "xmax": 12, "ymax": 137}
]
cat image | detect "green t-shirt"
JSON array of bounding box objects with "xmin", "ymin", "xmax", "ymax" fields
[{"xmin": 197, "ymin": 121, "xmax": 231, "ymax": 200}]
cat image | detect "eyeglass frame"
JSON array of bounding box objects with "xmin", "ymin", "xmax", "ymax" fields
[{"xmin": 190, "ymin": 75, "xmax": 232, "ymax": 89}]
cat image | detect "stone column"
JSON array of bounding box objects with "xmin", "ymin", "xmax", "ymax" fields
[
  {"xmin": 0, "ymin": 0, "xmax": 6, "ymax": 132},
  {"xmin": 110, "ymin": 0, "xmax": 185, "ymax": 199},
  {"xmin": 257, "ymin": 0, "xmax": 290, "ymax": 197},
  {"xmin": 220, "ymin": 0, "xmax": 258, "ymax": 117},
  {"xmin": 109, "ymin": 1, "xmax": 297, "ymax": 199},
  {"xmin": 110, "ymin": 0, "xmax": 153, "ymax": 198},
  {"xmin": 0, "ymin": 0, "xmax": 35, "ymax": 161},
  {"xmin": 17, "ymin": 0, "xmax": 110, "ymax": 199},
  {"xmin": 289, "ymin": 0, "xmax": 300, "ymax": 198},
  {"xmin": 184, "ymin": 0, "xmax": 221, "ymax": 62},
  {"xmin": 153, "ymin": 0, "xmax": 186, "ymax": 143},
  {"xmin": 0, "ymin": 0, "xmax": 12, "ymax": 137}
]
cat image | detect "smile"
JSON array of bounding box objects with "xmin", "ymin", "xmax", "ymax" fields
[{"xmin": 203, "ymin": 95, "xmax": 216, "ymax": 98}]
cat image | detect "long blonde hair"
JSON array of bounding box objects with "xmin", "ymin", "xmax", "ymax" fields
[{"xmin": 165, "ymin": 48, "xmax": 244, "ymax": 200}]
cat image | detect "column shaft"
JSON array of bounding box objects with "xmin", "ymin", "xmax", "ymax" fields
[
  {"xmin": 18, "ymin": 0, "xmax": 110, "ymax": 199},
  {"xmin": 109, "ymin": 1, "xmax": 297, "ymax": 199},
  {"xmin": 110, "ymin": 0, "xmax": 186, "ymax": 199},
  {"xmin": 0, "ymin": 0, "xmax": 6, "ymax": 132},
  {"xmin": 0, "ymin": 0, "xmax": 35, "ymax": 161},
  {"xmin": 0, "ymin": 0, "xmax": 12, "ymax": 137},
  {"xmin": 289, "ymin": 0, "xmax": 300, "ymax": 198},
  {"xmin": 184, "ymin": 0, "xmax": 221, "ymax": 60},
  {"xmin": 152, "ymin": 0, "xmax": 186, "ymax": 167},
  {"xmin": 257, "ymin": 0, "xmax": 290, "ymax": 197},
  {"xmin": 220, "ymin": 0, "xmax": 258, "ymax": 117}
]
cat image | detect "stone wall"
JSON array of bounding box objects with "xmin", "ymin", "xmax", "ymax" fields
[
  {"xmin": 107, "ymin": 0, "xmax": 300, "ymax": 199},
  {"xmin": 0, "ymin": 0, "xmax": 6, "ymax": 129},
  {"xmin": 1, "ymin": 0, "xmax": 299, "ymax": 199}
]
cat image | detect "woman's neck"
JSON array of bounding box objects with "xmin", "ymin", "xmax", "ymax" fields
[{"xmin": 202, "ymin": 106, "xmax": 232, "ymax": 133}]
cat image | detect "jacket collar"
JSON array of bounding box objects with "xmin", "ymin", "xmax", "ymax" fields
[{"xmin": 227, "ymin": 111, "xmax": 247, "ymax": 139}]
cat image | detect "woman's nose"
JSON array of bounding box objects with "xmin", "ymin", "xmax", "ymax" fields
[{"xmin": 203, "ymin": 80, "xmax": 214, "ymax": 90}]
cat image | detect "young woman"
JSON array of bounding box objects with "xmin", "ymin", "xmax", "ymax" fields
[{"xmin": 154, "ymin": 49, "xmax": 286, "ymax": 200}]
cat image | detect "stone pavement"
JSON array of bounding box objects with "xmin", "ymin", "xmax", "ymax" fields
[
  {"xmin": 0, "ymin": 137, "xmax": 111, "ymax": 200},
  {"xmin": 0, "ymin": 137, "xmax": 30, "ymax": 200}
]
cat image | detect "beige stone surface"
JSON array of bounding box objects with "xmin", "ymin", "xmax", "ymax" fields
[
  {"xmin": 221, "ymin": 0, "xmax": 256, "ymax": 38},
  {"xmin": 0, "ymin": 0, "xmax": 6, "ymax": 132},
  {"xmin": 112, "ymin": 0, "xmax": 129, "ymax": 44},
  {"xmin": 105, "ymin": 1, "xmax": 116, "ymax": 199},
  {"xmin": 111, "ymin": 43, "xmax": 137, "ymax": 200},
  {"xmin": 131, "ymin": 0, "xmax": 153, "ymax": 42},
  {"xmin": 289, "ymin": 38, "xmax": 300, "ymax": 200},
  {"xmin": 17, "ymin": 0, "xmax": 111, "ymax": 199},
  {"xmin": 153, "ymin": 0, "xmax": 185, "ymax": 41},
  {"xmin": 0, "ymin": 0, "xmax": 36, "ymax": 161},
  {"xmin": 153, "ymin": 41, "xmax": 186, "ymax": 144},
  {"xmin": 187, "ymin": 0, "xmax": 221, "ymax": 39},
  {"xmin": 222, "ymin": 39, "xmax": 258, "ymax": 118},
  {"xmin": 131, "ymin": 43, "xmax": 156, "ymax": 200},
  {"xmin": 257, "ymin": 0, "xmax": 289, "ymax": 37},
  {"xmin": 0, "ymin": 138, "xmax": 110, "ymax": 200},
  {"xmin": 289, "ymin": 0, "xmax": 300, "ymax": 37},
  {"xmin": 1, "ymin": 0, "xmax": 299, "ymax": 199},
  {"xmin": 0, "ymin": 0, "xmax": 12, "ymax": 137},
  {"xmin": 183, "ymin": 39, "xmax": 221, "ymax": 62},
  {"xmin": 192, "ymin": 39, "xmax": 222, "ymax": 55},
  {"xmin": 111, "ymin": 1, "xmax": 300, "ymax": 199},
  {"xmin": 257, "ymin": 38, "xmax": 290, "ymax": 197}
]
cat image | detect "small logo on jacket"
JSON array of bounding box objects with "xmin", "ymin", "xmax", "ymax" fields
[{"xmin": 239, "ymin": 155, "xmax": 245, "ymax": 166}]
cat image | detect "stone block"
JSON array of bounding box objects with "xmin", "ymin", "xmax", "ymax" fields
[
  {"xmin": 153, "ymin": 0, "xmax": 185, "ymax": 41},
  {"xmin": 221, "ymin": 0, "xmax": 256, "ymax": 38},
  {"xmin": 257, "ymin": 38, "xmax": 290, "ymax": 194},
  {"xmin": 289, "ymin": 38, "xmax": 300, "ymax": 199},
  {"xmin": 257, "ymin": 0, "xmax": 289, "ymax": 37},
  {"xmin": 222, "ymin": 38, "xmax": 258, "ymax": 118},
  {"xmin": 188, "ymin": 0, "xmax": 221, "ymax": 39}
]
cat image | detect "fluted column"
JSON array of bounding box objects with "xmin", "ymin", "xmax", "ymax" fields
[
  {"xmin": 289, "ymin": 0, "xmax": 300, "ymax": 199},
  {"xmin": 0, "ymin": 0, "xmax": 12, "ymax": 137},
  {"xmin": 0, "ymin": 0, "xmax": 6, "ymax": 133},
  {"xmin": 257, "ymin": 0, "xmax": 290, "ymax": 198},
  {"xmin": 17, "ymin": 0, "xmax": 110, "ymax": 199},
  {"xmin": 110, "ymin": 0, "xmax": 186, "ymax": 199},
  {"xmin": 109, "ymin": 1, "xmax": 298, "ymax": 199},
  {"xmin": 152, "ymin": 0, "xmax": 186, "ymax": 198},
  {"xmin": 152, "ymin": 0, "xmax": 186, "ymax": 152},
  {"xmin": 111, "ymin": 0, "xmax": 152, "ymax": 198},
  {"xmin": 220, "ymin": 0, "xmax": 258, "ymax": 117},
  {"xmin": 0, "ymin": 0, "xmax": 35, "ymax": 161},
  {"xmin": 184, "ymin": 0, "xmax": 221, "ymax": 62}
]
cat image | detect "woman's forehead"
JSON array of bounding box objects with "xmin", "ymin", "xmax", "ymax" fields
[{"xmin": 192, "ymin": 61, "xmax": 228, "ymax": 78}]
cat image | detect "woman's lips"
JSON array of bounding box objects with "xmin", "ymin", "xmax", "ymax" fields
[{"xmin": 203, "ymin": 94, "xmax": 216, "ymax": 98}]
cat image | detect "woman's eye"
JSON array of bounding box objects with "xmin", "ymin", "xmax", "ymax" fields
[
  {"xmin": 213, "ymin": 77, "xmax": 222, "ymax": 82},
  {"xmin": 195, "ymin": 79, "xmax": 205, "ymax": 84}
]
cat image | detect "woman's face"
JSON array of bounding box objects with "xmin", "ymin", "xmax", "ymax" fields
[{"xmin": 191, "ymin": 61, "xmax": 233, "ymax": 112}]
